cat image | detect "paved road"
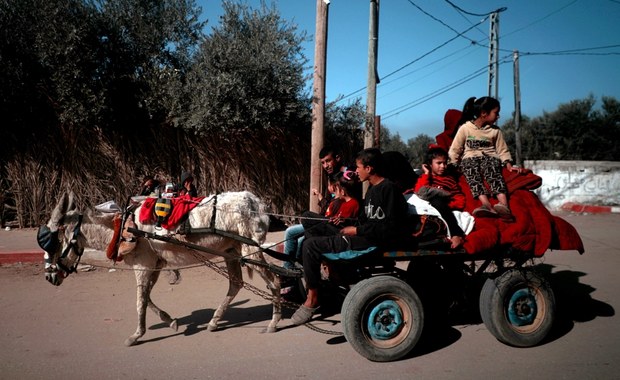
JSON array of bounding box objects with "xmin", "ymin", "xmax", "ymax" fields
[{"xmin": 0, "ymin": 212, "xmax": 618, "ymax": 379}]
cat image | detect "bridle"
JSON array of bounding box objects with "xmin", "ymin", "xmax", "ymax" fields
[{"xmin": 39, "ymin": 214, "xmax": 85, "ymax": 286}]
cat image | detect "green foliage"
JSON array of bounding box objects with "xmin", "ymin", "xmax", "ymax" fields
[
  {"xmin": 502, "ymin": 95, "xmax": 620, "ymax": 161},
  {"xmin": 379, "ymin": 127, "xmax": 433, "ymax": 170},
  {"xmin": 324, "ymin": 98, "xmax": 365, "ymax": 161},
  {"xmin": 94, "ymin": 0, "xmax": 205, "ymax": 136},
  {"xmin": 181, "ymin": 0, "xmax": 309, "ymax": 134},
  {"xmin": 406, "ymin": 134, "xmax": 435, "ymax": 169},
  {"xmin": 0, "ymin": 0, "xmax": 204, "ymax": 147}
]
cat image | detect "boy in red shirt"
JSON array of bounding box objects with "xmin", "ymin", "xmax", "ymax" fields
[{"xmin": 414, "ymin": 145, "xmax": 466, "ymax": 249}]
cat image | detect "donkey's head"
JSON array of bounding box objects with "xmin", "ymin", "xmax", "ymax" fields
[{"xmin": 38, "ymin": 192, "xmax": 86, "ymax": 286}]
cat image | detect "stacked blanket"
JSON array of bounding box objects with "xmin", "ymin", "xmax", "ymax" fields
[
  {"xmin": 433, "ymin": 110, "xmax": 584, "ymax": 256},
  {"xmin": 461, "ymin": 168, "xmax": 584, "ymax": 255}
]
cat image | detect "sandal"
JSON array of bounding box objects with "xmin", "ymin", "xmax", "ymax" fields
[
  {"xmin": 291, "ymin": 305, "xmax": 319, "ymax": 325},
  {"xmin": 473, "ymin": 205, "xmax": 498, "ymax": 218}
]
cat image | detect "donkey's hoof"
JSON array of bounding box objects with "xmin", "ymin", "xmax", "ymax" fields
[
  {"xmin": 170, "ymin": 319, "xmax": 178, "ymax": 331},
  {"xmin": 265, "ymin": 325, "xmax": 278, "ymax": 333},
  {"xmin": 206, "ymin": 323, "xmax": 218, "ymax": 332},
  {"xmin": 124, "ymin": 336, "xmax": 139, "ymax": 347}
]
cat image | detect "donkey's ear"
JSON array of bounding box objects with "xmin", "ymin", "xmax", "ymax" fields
[
  {"xmin": 49, "ymin": 192, "xmax": 69, "ymax": 229},
  {"xmin": 67, "ymin": 191, "xmax": 77, "ymax": 212}
]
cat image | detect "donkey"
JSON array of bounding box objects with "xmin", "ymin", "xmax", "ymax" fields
[{"xmin": 40, "ymin": 191, "xmax": 282, "ymax": 346}]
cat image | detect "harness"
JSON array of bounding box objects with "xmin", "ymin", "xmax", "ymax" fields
[
  {"xmin": 38, "ymin": 215, "xmax": 85, "ymax": 275},
  {"xmin": 58, "ymin": 215, "xmax": 85, "ymax": 273}
]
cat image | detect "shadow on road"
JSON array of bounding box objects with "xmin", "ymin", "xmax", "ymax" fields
[
  {"xmin": 147, "ymin": 298, "xmax": 281, "ymax": 335},
  {"xmin": 139, "ymin": 263, "xmax": 614, "ymax": 352},
  {"xmin": 536, "ymin": 264, "xmax": 615, "ymax": 344}
]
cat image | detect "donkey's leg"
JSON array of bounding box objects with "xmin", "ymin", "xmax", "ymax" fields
[
  {"xmin": 146, "ymin": 259, "xmax": 178, "ymax": 332},
  {"xmin": 254, "ymin": 264, "xmax": 282, "ymax": 333},
  {"xmin": 125, "ymin": 268, "xmax": 153, "ymax": 347},
  {"xmin": 207, "ymin": 251, "xmax": 243, "ymax": 332}
]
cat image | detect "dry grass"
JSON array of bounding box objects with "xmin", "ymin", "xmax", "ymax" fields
[{"xmin": 3, "ymin": 125, "xmax": 308, "ymax": 227}]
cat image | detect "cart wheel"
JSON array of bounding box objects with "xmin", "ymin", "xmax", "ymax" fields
[
  {"xmin": 341, "ymin": 276, "xmax": 424, "ymax": 362},
  {"xmin": 479, "ymin": 268, "xmax": 555, "ymax": 347}
]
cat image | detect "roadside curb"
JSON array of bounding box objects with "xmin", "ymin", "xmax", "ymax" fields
[
  {"xmin": 0, "ymin": 251, "xmax": 42, "ymax": 264},
  {"xmin": 0, "ymin": 249, "xmax": 109, "ymax": 266},
  {"xmin": 561, "ymin": 202, "xmax": 620, "ymax": 214}
]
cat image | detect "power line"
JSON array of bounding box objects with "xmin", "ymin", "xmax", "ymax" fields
[
  {"xmin": 336, "ymin": 1, "xmax": 507, "ymax": 104},
  {"xmin": 382, "ymin": 55, "xmax": 513, "ymax": 119},
  {"xmin": 380, "ymin": 42, "xmax": 619, "ymax": 120},
  {"xmin": 382, "ymin": 68, "xmax": 487, "ymax": 119},
  {"xmin": 378, "ymin": 45, "xmax": 479, "ymax": 98},
  {"xmin": 501, "ymin": 0, "xmax": 579, "ymax": 40},
  {"xmin": 443, "ymin": 0, "xmax": 506, "ymax": 17},
  {"xmin": 336, "ymin": 19, "xmax": 488, "ymax": 103},
  {"xmin": 336, "ymin": 1, "xmax": 618, "ymax": 119},
  {"xmin": 406, "ymin": 0, "xmax": 477, "ymax": 44},
  {"xmin": 521, "ymin": 44, "xmax": 620, "ymax": 56}
]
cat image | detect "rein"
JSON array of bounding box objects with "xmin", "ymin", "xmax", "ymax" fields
[
  {"xmin": 57, "ymin": 214, "xmax": 85, "ymax": 274},
  {"xmin": 107, "ymin": 193, "xmax": 315, "ymax": 271}
]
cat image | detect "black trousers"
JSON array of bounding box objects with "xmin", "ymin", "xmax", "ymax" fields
[
  {"xmin": 302, "ymin": 234, "xmax": 374, "ymax": 289},
  {"xmin": 427, "ymin": 198, "xmax": 465, "ymax": 237}
]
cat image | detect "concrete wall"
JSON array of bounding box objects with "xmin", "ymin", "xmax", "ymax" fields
[{"xmin": 525, "ymin": 160, "xmax": 620, "ymax": 210}]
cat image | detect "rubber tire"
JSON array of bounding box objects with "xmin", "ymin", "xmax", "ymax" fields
[
  {"xmin": 479, "ymin": 268, "xmax": 556, "ymax": 347},
  {"xmin": 342, "ymin": 276, "xmax": 424, "ymax": 362}
]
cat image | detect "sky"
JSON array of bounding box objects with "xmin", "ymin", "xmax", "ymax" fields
[{"xmin": 198, "ymin": 0, "xmax": 620, "ymax": 141}]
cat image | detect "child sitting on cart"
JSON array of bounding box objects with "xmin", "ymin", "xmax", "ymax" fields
[
  {"xmin": 413, "ymin": 145, "xmax": 466, "ymax": 249},
  {"xmin": 280, "ymin": 171, "xmax": 361, "ymax": 300},
  {"xmin": 291, "ymin": 148, "xmax": 411, "ymax": 325}
]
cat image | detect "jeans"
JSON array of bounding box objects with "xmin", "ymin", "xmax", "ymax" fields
[{"xmin": 283, "ymin": 224, "xmax": 305, "ymax": 269}]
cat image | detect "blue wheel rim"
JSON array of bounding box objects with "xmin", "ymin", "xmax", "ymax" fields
[
  {"xmin": 366, "ymin": 300, "xmax": 403, "ymax": 340},
  {"xmin": 507, "ymin": 288, "xmax": 538, "ymax": 326}
]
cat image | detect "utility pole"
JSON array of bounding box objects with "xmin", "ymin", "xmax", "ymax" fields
[
  {"xmin": 364, "ymin": 0, "xmax": 379, "ymax": 149},
  {"xmin": 487, "ymin": 11, "xmax": 499, "ymax": 98},
  {"xmin": 513, "ymin": 50, "xmax": 523, "ymax": 167},
  {"xmin": 374, "ymin": 115, "xmax": 381, "ymax": 149},
  {"xmin": 309, "ymin": 0, "xmax": 329, "ymax": 213}
]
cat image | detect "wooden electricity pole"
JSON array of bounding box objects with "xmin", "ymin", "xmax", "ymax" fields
[
  {"xmin": 309, "ymin": 0, "xmax": 329, "ymax": 212},
  {"xmin": 364, "ymin": 0, "xmax": 379, "ymax": 149},
  {"xmin": 513, "ymin": 50, "xmax": 523, "ymax": 167}
]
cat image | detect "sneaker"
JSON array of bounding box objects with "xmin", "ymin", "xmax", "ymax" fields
[{"xmin": 472, "ymin": 205, "xmax": 498, "ymax": 218}]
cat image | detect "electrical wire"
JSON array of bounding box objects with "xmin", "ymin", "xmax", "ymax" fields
[
  {"xmin": 501, "ymin": 0, "xmax": 579, "ymax": 40},
  {"xmin": 378, "ymin": 45, "xmax": 479, "ymax": 99},
  {"xmin": 335, "ymin": 0, "xmax": 618, "ymax": 119},
  {"xmin": 406, "ymin": 0, "xmax": 477, "ymax": 44},
  {"xmin": 336, "ymin": 0, "xmax": 507, "ymax": 104},
  {"xmin": 521, "ymin": 44, "xmax": 620, "ymax": 56},
  {"xmin": 382, "ymin": 55, "xmax": 513, "ymax": 119},
  {"xmin": 443, "ymin": 0, "xmax": 507, "ymax": 17},
  {"xmin": 336, "ymin": 19, "xmax": 487, "ymax": 103}
]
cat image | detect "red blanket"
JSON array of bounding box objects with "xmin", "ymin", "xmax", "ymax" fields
[
  {"xmin": 460, "ymin": 168, "xmax": 584, "ymax": 256},
  {"xmin": 139, "ymin": 194, "xmax": 205, "ymax": 230},
  {"xmin": 435, "ymin": 109, "xmax": 584, "ymax": 256}
]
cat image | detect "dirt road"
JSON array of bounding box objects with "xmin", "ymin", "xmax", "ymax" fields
[{"xmin": 1, "ymin": 212, "xmax": 618, "ymax": 379}]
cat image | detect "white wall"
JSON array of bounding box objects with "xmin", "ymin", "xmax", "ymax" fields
[{"xmin": 525, "ymin": 160, "xmax": 620, "ymax": 210}]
